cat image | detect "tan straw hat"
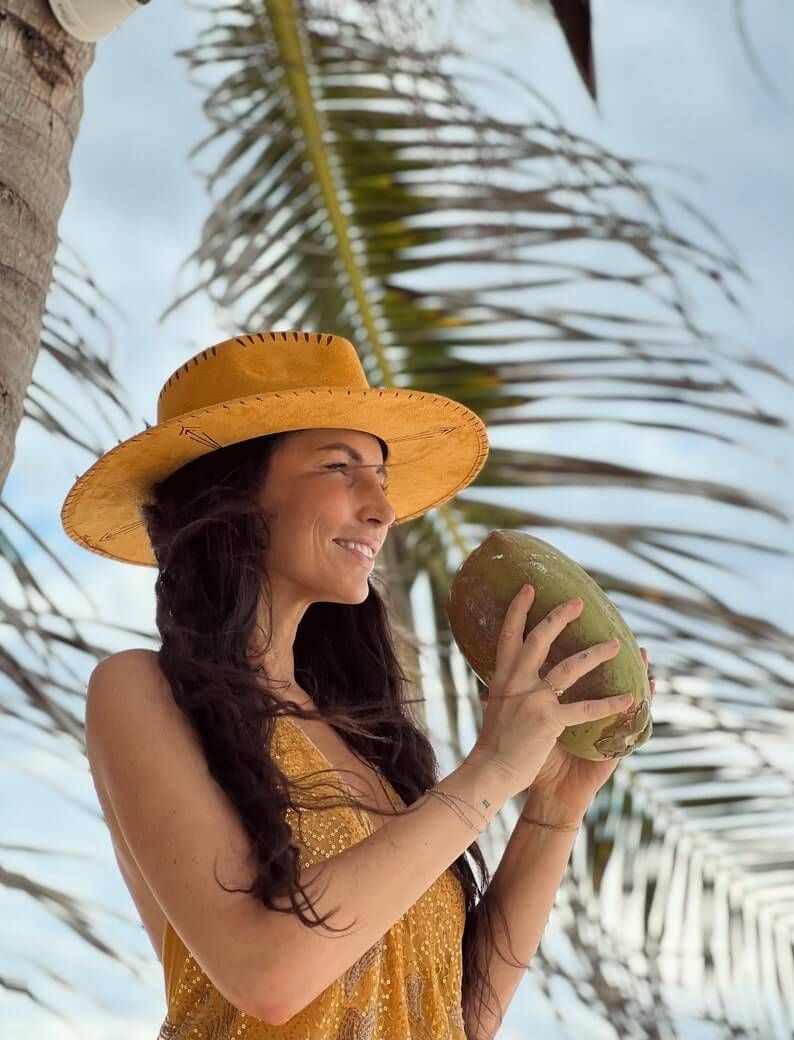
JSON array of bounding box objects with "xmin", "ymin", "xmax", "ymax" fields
[{"xmin": 60, "ymin": 330, "xmax": 490, "ymax": 567}]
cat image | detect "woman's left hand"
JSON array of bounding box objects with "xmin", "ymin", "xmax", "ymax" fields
[{"xmin": 525, "ymin": 647, "xmax": 656, "ymax": 818}]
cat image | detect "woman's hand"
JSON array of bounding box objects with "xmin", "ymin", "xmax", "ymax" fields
[
  {"xmin": 469, "ymin": 585, "xmax": 637, "ymax": 801},
  {"xmin": 524, "ymin": 646, "xmax": 656, "ymax": 819}
]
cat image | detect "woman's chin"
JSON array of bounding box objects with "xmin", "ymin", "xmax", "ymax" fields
[{"xmin": 314, "ymin": 578, "xmax": 373, "ymax": 605}]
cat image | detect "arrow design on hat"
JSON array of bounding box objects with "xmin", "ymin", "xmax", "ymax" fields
[
  {"xmin": 98, "ymin": 519, "xmax": 144, "ymax": 543},
  {"xmin": 388, "ymin": 425, "xmax": 458, "ymax": 443},
  {"xmin": 178, "ymin": 425, "xmax": 224, "ymax": 450}
]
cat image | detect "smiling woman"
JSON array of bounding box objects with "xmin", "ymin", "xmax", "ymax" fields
[
  {"xmin": 109, "ymin": 426, "xmax": 493, "ymax": 1037},
  {"xmin": 65, "ymin": 330, "xmax": 507, "ymax": 1037}
]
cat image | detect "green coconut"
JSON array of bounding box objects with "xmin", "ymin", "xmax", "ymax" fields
[{"xmin": 446, "ymin": 530, "xmax": 652, "ymax": 761}]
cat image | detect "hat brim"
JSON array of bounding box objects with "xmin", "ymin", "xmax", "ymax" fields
[{"xmin": 60, "ymin": 387, "xmax": 489, "ymax": 566}]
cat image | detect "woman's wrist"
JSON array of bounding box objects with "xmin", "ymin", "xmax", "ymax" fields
[{"xmin": 521, "ymin": 788, "xmax": 586, "ymax": 829}]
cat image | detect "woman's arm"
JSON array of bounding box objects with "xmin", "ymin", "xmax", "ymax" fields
[
  {"xmin": 264, "ymin": 753, "xmax": 516, "ymax": 1023},
  {"xmin": 464, "ymin": 789, "xmax": 583, "ymax": 1040}
]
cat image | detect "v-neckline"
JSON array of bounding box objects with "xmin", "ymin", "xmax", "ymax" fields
[{"xmin": 276, "ymin": 714, "xmax": 401, "ymax": 831}]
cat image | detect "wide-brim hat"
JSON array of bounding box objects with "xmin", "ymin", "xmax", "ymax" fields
[{"xmin": 60, "ymin": 330, "xmax": 490, "ymax": 567}]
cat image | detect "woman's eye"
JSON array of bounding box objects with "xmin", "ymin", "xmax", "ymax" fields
[{"xmin": 325, "ymin": 462, "xmax": 389, "ymax": 493}]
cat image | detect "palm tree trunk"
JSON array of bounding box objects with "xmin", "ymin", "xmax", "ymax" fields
[{"xmin": 0, "ymin": 0, "xmax": 94, "ymax": 492}]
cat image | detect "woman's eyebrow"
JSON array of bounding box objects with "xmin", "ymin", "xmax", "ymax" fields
[{"xmin": 312, "ymin": 442, "xmax": 387, "ymax": 476}]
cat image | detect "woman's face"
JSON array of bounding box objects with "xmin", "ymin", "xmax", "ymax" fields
[{"xmin": 257, "ymin": 427, "xmax": 395, "ymax": 606}]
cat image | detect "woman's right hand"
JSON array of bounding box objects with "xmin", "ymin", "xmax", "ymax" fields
[{"xmin": 467, "ymin": 584, "xmax": 634, "ymax": 799}]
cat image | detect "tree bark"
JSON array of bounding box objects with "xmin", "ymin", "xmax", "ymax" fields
[{"xmin": 0, "ymin": 0, "xmax": 94, "ymax": 493}]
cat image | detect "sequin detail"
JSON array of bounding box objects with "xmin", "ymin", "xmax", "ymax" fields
[
  {"xmin": 337, "ymin": 1006, "xmax": 378, "ymax": 1040},
  {"xmin": 343, "ymin": 938, "xmax": 386, "ymax": 998},
  {"xmin": 157, "ymin": 977, "xmax": 238, "ymax": 1038},
  {"xmin": 157, "ymin": 715, "xmax": 467, "ymax": 1038}
]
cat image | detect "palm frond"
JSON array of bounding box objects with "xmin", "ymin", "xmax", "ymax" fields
[
  {"xmin": 0, "ymin": 237, "xmax": 151, "ymax": 998},
  {"xmin": 16, "ymin": 240, "xmax": 134, "ymax": 454}
]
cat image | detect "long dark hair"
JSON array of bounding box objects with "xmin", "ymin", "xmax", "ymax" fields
[{"xmin": 140, "ymin": 429, "xmax": 518, "ymax": 1033}]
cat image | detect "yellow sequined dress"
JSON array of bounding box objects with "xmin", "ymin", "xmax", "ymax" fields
[{"xmin": 158, "ymin": 714, "xmax": 468, "ymax": 1039}]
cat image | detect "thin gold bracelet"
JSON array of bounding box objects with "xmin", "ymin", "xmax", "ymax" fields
[
  {"xmin": 424, "ymin": 788, "xmax": 488, "ymax": 835},
  {"xmin": 517, "ymin": 814, "xmax": 580, "ymax": 832},
  {"xmin": 425, "ymin": 787, "xmax": 581, "ymax": 834},
  {"xmin": 426, "ymin": 784, "xmax": 492, "ymax": 822},
  {"xmin": 424, "ymin": 786, "xmax": 487, "ymax": 827}
]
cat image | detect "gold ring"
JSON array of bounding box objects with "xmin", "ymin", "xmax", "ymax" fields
[{"xmin": 541, "ymin": 676, "xmax": 565, "ymax": 698}]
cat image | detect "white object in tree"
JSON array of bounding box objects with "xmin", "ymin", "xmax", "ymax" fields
[{"xmin": 48, "ymin": 0, "xmax": 151, "ymax": 43}]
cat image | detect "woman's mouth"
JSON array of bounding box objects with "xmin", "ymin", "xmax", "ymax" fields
[{"xmin": 333, "ymin": 541, "xmax": 374, "ymax": 568}]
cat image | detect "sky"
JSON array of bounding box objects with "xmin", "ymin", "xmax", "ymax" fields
[{"xmin": 1, "ymin": 1, "xmax": 792, "ymax": 1037}]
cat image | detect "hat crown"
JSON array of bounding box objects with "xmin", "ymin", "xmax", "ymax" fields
[{"xmin": 157, "ymin": 330, "xmax": 369, "ymax": 424}]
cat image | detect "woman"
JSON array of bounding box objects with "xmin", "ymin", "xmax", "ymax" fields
[{"xmin": 62, "ymin": 330, "xmax": 643, "ymax": 1039}]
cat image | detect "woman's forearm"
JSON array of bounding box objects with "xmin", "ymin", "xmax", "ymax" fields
[{"xmin": 465, "ymin": 791, "xmax": 583, "ymax": 1040}]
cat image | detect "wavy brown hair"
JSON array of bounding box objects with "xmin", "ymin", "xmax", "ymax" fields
[{"xmin": 140, "ymin": 429, "xmax": 517, "ymax": 1034}]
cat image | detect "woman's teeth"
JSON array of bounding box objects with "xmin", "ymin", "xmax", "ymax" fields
[{"xmin": 335, "ymin": 541, "xmax": 374, "ymax": 566}]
